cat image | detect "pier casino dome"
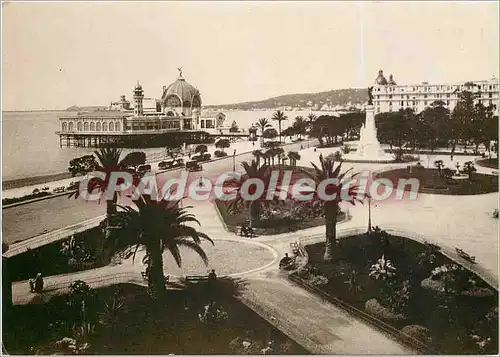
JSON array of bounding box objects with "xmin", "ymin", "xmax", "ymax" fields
[{"xmin": 161, "ymin": 69, "xmax": 202, "ymax": 118}]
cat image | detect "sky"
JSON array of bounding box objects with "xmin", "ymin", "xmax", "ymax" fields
[{"xmin": 2, "ymin": 1, "xmax": 499, "ymax": 111}]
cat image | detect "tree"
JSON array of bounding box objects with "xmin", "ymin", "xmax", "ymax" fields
[
  {"xmin": 252, "ymin": 150, "xmax": 264, "ymax": 168},
  {"xmin": 227, "ymin": 160, "xmax": 283, "ymax": 228},
  {"xmin": 292, "ymin": 116, "xmax": 308, "ymax": 139},
  {"xmin": 287, "ymin": 151, "xmax": 301, "ymax": 168},
  {"xmin": 434, "ymin": 160, "xmax": 444, "ymax": 177},
  {"xmin": 310, "ymin": 116, "xmax": 344, "ymax": 147},
  {"xmin": 215, "ymin": 139, "xmax": 230, "ymax": 153},
  {"xmin": 376, "ymin": 110, "xmax": 411, "ymax": 161},
  {"xmin": 271, "ymin": 110, "xmax": 288, "ymax": 143},
  {"xmin": 69, "ymin": 147, "xmax": 131, "ymax": 217},
  {"xmin": 301, "ymin": 155, "xmax": 364, "ymax": 261},
  {"xmin": 262, "ymin": 128, "xmax": 278, "ymax": 142},
  {"xmin": 451, "ymin": 90, "xmax": 477, "ymax": 153},
  {"xmin": 121, "ymin": 152, "xmax": 146, "ymax": 167},
  {"xmin": 463, "ymin": 161, "xmax": 477, "ymax": 180},
  {"xmin": 113, "ymin": 195, "xmax": 213, "ymax": 299},
  {"xmin": 68, "ymin": 155, "xmax": 98, "ymax": 177},
  {"xmin": 256, "ymin": 118, "xmax": 272, "ymax": 146},
  {"xmin": 307, "ymin": 113, "xmax": 317, "ymax": 128},
  {"xmin": 195, "ymin": 144, "xmax": 208, "ymax": 155},
  {"xmin": 420, "ymin": 101, "xmax": 450, "ymax": 153}
]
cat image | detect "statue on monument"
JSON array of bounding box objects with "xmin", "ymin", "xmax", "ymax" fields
[{"xmin": 367, "ymin": 86, "xmax": 374, "ymax": 105}]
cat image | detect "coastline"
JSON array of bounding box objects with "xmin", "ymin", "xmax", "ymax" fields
[{"xmin": 3, "ymin": 172, "xmax": 73, "ymax": 190}]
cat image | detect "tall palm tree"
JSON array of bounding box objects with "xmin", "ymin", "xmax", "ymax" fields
[
  {"xmin": 228, "ymin": 160, "xmax": 282, "ymax": 228},
  {"xmin": 70, "ymin": 147, "xmax": 130, "ymax": 217},
  {"xmin": 272, "ymin": 110, "xmax": 288, "ymax": 143},
  {"xmin": 307, "ymin": 113, "xmax": 317, "ymax": 128},
  {"xmin": 301, "ymin": 154, "xmax": 364, "ymax": 261},
  {"xmin": 113, "ymin": 195, "xmax": 213, "ymax": 298},
  {"xmin": 256, "ymin": 118, "xmax": 272, "ymax": 146}
]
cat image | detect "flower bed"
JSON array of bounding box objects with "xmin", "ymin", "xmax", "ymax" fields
[
  {"xmin": 3, "ymin": 282, "xmax": 309, "ymax": 355},
  {"xmin": 296, "ymin": 230, "xmax": 498, "ymax": 354},
  {"xmin": 377, "ymin": 168, "xmax": 498, "ymax": 195}
]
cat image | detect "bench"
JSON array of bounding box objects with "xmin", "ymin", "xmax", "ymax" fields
[
  {"xmin": 455, "ymin": 248, "xmax": 476, "ymax": 264},
  {"xmin": 290, "ymin": 241, "xmax": 305, "ymax": 256},
  {"xmin": 185, "ymin": 275, "xmax": 209, "ymax": 282}
]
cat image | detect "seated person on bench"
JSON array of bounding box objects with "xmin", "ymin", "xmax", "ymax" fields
[{"xmin": 279, "ymin": 253, "xmax": 293, "ymax": 269}]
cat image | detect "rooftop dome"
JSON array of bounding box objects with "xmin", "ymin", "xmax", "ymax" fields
[
  {"xmin": 388, "ymin": 74, "xmax": 397, "ymax": 85},
  {"xmin": 375, "ymin": 70, "xmax": 388, "ymax": 85},
  {"xmin": 162, "ymin": 70, "xmax": 201, "ymax": 108}
]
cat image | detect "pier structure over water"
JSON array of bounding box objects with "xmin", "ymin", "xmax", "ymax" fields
[{"xmin": 56, "ymin": 70, "xmax": 248, "ymax": 148}]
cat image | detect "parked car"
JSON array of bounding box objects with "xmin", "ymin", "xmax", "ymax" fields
[
  {"xmin": 137, "ymin": 164, "xmax": 151, "ymax": 173},
  {"xmin": 186, "ymin": 161, "xmax": 203, "ymax": 172},
  {"xmin": 159, "ymin": 160, "xmax": 174, "ymax": 170},
  {"xmin": 202, "ymin": 153, "xmax": 211, "ymax": 161}
]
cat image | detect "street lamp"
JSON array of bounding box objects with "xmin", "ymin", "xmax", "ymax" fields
[
  {"xmin": 233, "ymin": 149, "xmax": 236, "ymax": 172},
  {"xmin": 367, "ymin": 196, "xmax": 372, "ymax": 233}
]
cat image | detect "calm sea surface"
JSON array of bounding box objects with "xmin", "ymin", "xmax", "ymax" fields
[{"xmin": 1, "ymin": 109, "xmax": 325, "ymax": 182}]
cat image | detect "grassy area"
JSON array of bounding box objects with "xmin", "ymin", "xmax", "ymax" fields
[
  {"xmin": 377, "ymin": 168, "xmax": 498, "ymax": 195},
  {"xmin": 215, "ymin": 199, "xmax": 346, "ymax": 236},
  {"xmin": 4, "ymin": 282, "xmax": 309, "ymax": 355},
  {"xmin": 298, "ymin": 232, "xmax": 498, "ymax": 354},
  {"xmin": 476, "ymin": 158, "xmax": 498, "ymax": 169}
]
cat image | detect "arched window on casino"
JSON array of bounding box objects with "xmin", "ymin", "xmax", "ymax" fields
[
  {"xmin": 77, "ymin": 122, "xmax": 82, "ymax": 131},
  {"xmin": 90, "ymin": 122, "xmax": 96, "ymax": 131},
  {"xmin": 84, "ymin": 122, "xmax": 89, "ymax": 131},
  {"xmin": 68, "ymin": 122, "xmax": 74, "ymax": 131},
  {"xmin": 103, "ymin": 122, "xmax": 108, "ymax": 131},
  {"xmin": 96, "ymin": 122, "xmax": 102, "ymax": 131},
  {"xmin": 109, "ymin": 122, "xmax": 114, "ymax": 131},
  {"xmin": 115, "ymin": 122, "xmax": 121, "ymax": 131},
  {"xmin": 62, "ymin": 122, "xmax": 68, "ymax": 132}
]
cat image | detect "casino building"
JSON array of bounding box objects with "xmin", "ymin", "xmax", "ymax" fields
[
  {"xmin": 371, "ymin": 70, "xmax": 499, "ymax": 115},
  {"xmin": 57, "ymin": 70, "xmax": 229, "ymax": 148}
]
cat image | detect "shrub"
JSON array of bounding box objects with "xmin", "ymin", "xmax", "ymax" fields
[
  {"xmin": 401, "ymin": 325, "xmax": 431, "ymax": 343},
  {"xmin": 365, "ymin": 299, "xmax": 407, "ymax": 322},
  {"xmin": 214, "ymin": 150, "xmax": 228, "ymax": 158},
  {"xmin": 369, "ymin": 255, "xmax": 396, "ymax": 280}
]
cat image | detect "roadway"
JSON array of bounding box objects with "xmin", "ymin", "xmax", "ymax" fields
[{"xmin": 2, "ymin": 140, "xmax": 313, "ymax": 244}]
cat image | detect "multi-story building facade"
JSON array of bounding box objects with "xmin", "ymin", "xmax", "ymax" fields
[{"xmin": 371, "ymin": 70, "xmax": 499, "ymax": 115}]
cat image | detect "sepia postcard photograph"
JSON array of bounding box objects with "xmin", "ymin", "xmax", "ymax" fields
[{"xmin": 1, "ymin": 1, "xmax": 499, "ymax": 355}]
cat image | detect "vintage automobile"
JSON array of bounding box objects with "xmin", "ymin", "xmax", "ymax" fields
[
  {"xmin": 186, "ymin": 161, "xmax": 203, "ymax": 172},
  {"xmin": 137, "ymin": 164, "xmax": 151, "ymax": 174}
]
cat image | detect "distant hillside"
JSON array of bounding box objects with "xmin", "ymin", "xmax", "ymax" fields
[
  {"xmin": 66, "ymin": 105, "xmax": 108, "ymax": 111},
  {"xmin": 205, "ymin": 88, "xmax": 368, "ymax": 110}
]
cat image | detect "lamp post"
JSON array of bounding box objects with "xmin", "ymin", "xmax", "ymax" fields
[
  {"xmin": 367, "ymin": 196, "xmax": 372, "ymax": 233},
  {"xmin": 233, "ymin": 149, "xmax": 236, "ymax": 172}
]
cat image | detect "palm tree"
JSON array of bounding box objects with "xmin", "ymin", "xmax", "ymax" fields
[
  {"xmin": 272, "ymin": 110, "xmax": 288, "ymax": 143},
  {"xmin": 293, "ymin": 116, "xmax": 308, "ymax": 140},
  {"xmin": 287, "ymin": 151, "xmax": 301, "ymax": 169},
  {"xmin": 252, "ymin": 150, "xmax": 263, "ymax": 168},
  {"xmin": 256, "ymin": 118, "xmax": 272, "ymax": 146},
  {"xmin": 307, "ymin": 113, "xmax": 317, "ymax": 128},
  {"xmin": 70, "ymin": 147, "xmax": 130, "ymax": 217},
  {"xmin": 113, "ymin": 194, "xmax": 213, "ymax": 298},
  {"xmin": 301, "ymin": 154, "xmax": 364, "ymax": 261},
  {"xmin": 228, "ymin": 160, "xmax": 282, "ymax": 228}
]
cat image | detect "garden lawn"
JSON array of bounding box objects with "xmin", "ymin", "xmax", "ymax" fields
[
  {"xmin": 377, "ymin": 168, "xmax": 498, "ymax": 195},
  {"xmin": 297, "ymin": 232, "xmax": 498, "ymax": 354},
  {"xmin": 476, "ymin": 158, "xmax": 498, "ymax": 169}
]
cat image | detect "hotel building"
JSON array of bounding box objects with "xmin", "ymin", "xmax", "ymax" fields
[{"xmin": 372, "ymin": 70, "xmax": 499, "ymax": 116}]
